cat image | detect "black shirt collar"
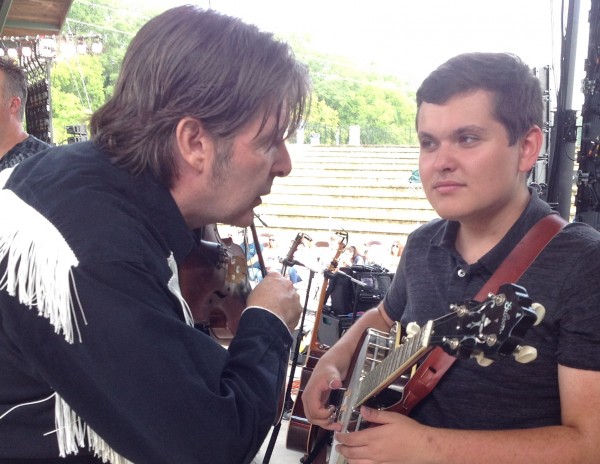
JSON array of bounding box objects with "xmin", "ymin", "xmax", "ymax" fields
[{"xmin": 432, "ymin": 188, "xmax": 555, "ymax": 274}]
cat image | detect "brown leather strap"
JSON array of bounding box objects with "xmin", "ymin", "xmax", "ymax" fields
[
  {"xmin": 393, "ymin": 346, "xmax": 456, "ymax": 415},
  {"xmin": 398, "ymin": 213, "xmax": 568, "ymax": 416},
  {"xmin": 474, "ymin": 213, "xmax": 567, "ymax": 300}
]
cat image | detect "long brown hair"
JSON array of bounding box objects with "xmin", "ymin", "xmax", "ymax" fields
[{"xmin": 90, "ymin": 6, "xmax": 311, "ymax": 188}]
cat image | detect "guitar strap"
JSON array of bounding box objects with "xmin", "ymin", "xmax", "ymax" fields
[
  {"xmin": 472, "ymin": 213, "xmax": 568, "ymax": 301},
  {"xmin": 396, "ymin": 213, "xmax": 568, "ymax": 416}
]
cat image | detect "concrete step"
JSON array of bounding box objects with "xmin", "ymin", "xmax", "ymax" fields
[
  {"xmin": 257, "ymin": 205, "xmax": 437, "ymax": 223},
  {"xmin": 289, "ymin": 145, "xmax": 420, "ymax": 156},
  {"xmin": 254, "ymin": 144, "xmax": 429, "ymax": 243},
  {"xmin": 270, "ymin": 182, "xmax": 425, "ymax": 198},
  {"xmin": 248, "ymin": 216, "xmax": 430, "ymax": 242},
  {"xmin": 273, "ymin": 176, "xmax": 420, "ymax": 188},
  {"xmin": 264, "ymin": 193, "xmax": 432, "ymax": 209},
  {"xmin": 284, "ymin": 168, "xmax": 417, "ymax": 181}
]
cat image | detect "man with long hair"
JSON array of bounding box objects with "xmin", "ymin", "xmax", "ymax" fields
[{"xmin": 0, "ymin": 6, "xmax": 310, "ymax": 463}]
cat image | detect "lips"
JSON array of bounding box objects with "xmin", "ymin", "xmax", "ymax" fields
[{"xmin": 432, "ymin": 180, "xmax": 464, "ymax": 193}]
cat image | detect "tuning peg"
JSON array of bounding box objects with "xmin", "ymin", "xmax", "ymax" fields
[
  {"xmin": 473, "ymin": 352, "xmax": 495, "ymax": 367},
  {"xmin": 513, "ymin": 345, "xmax": 538, "ymax": 364},
  {"xmin": 531, "ymin": 303, "xmax": 545, "ymax": 326},
  {"xmin": 405, "ymin": 322, "xmax": 420, "ymax": 337}
]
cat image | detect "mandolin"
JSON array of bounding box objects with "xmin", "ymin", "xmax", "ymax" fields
[
  {"xmin": 296, "ymin": 283, "xmax": 544, "ymax": 464},
  {"xmin": 178, "ymin": 224, "xmax": 254, "ymax": 343}
]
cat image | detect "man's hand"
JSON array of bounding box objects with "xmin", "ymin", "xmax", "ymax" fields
[
  {"xmin": 332, "ymin": 407, "xmax": 429, "ymax": 464},
  {"xmin": 247, "ymin": 272, "xmax": 301, "ymax": 331},
  {"xmin": 302, "ymin": 307, "xmax": 393, "ymax": 432},
  {"xmin": 301, "ymin": 363, "xmax": 344, "ymax": 432}
]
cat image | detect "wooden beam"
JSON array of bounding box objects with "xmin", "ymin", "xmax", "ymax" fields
[{"xmin": 0, "ymin": 0, "xmax": 14, "ymax": 35}]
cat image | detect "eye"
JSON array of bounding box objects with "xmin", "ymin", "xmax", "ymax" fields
[
  {"xmin": 253, "ymin": 135, "xmax": 276, "ymax": 155},
  {"xmin": 458, "ymin": 133, "xmax": 480, "ymax": 145},
  {"xmin": 418, "ymin": 136, "xmax": 438, "ymax": 152},
  {"xmin": 264, "ymin": 139, "xmax": 285, "ymax": 156}
]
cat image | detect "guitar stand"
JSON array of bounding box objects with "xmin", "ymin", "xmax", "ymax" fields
[{"xmin": 262, "ymin": 266, "xmax": 316, "ymax": 464}]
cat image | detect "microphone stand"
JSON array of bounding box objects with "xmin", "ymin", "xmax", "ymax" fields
[
  {"xmin": 335, "ymin": 269, "xmax": 368, "ymax": 288},
  {"xmin": 262, "ymin": 259, "xmax": 317, "ymax": 464}
]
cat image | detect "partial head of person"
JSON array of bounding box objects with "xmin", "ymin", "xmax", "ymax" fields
[
  {"xmin": 90, "ymin": 6, "xmax": 311, "ymax": 227},
  {"xmin": 414, "ymin": 52, "xmax": 543, "ymax": 226},
  {"xmin": 390, "ymin": 241, "xmax": 403, "ymax": 256},
  {"xmin": 0, "ymin": 58, "xmax": 28, "ymax": 138},
  {"xmin": 416, "ymin": 52, "xmax": 543, "ymax": 145}
]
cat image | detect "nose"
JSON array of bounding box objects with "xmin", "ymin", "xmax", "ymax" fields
[
  {"xmin": 430, "ymin": 142, "xmax": 457, "ymax": 172},
  {"xmin": 272, "ymin": 142, "xmax": 292, "ymax": 178}
]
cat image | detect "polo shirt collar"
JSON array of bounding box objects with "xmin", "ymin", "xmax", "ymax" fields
[{"xmin": 432, "ymin": 188, "xmax": 555, "ymax": 273}]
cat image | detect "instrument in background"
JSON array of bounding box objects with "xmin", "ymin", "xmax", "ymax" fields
[
  {"xmin": 310, "ymin": 231, "xmax": 348, "ymax": 355},
  {"xmin": 262, "ymin": 230, "xmax": 316, "ymax": 464},
  {"xmin": 305, "ymin": 283, "xmax": 545, "ymax": 464},
  {"xmin": 179, "ymin": 222, "xmax": 287, "ymax": 432},
  {"xmin": 179, "ymin": 224, "xmax": 262, "ymax": 343},
  {"xmin": 280, "ymin": 232, "xmax": 311, "ymax": 275},
  {"xmin": 286, "ymin": 231, "xmax": 348, "ymax": 453},
  {"xmin": 249, "ymin": 222, "xmax": 268, "ymax": 279}
]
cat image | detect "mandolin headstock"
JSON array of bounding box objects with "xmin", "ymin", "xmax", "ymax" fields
[{"xmin": 427, "ymin": 283, "xmax": 544, "ymax": 365}]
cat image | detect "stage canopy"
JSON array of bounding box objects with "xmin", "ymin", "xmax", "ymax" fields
[{"xmin": 0, "ymin": 0, "xmax": 72, "ymax": 36}]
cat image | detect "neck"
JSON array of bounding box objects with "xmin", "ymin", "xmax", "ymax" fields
[
  {"xmin": 455, "ymin": 189, "xmax": 531, "ymax": 264},
  {"xmin": 0, "ymin": 127, "xmax": 28, "ymax": 159}
]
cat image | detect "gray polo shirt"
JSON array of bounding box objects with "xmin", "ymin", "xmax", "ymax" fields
[{"xmin": 384, "ymin": 191, "xmax": 600, "ymax": 429}]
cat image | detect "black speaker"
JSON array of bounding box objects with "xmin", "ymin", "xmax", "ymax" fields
[
  {"xmin": 317, "ymin": 312, "xmax": 360, "ymax": 347},
  {"xmin": 327, "ymin": 265, "xmax": 393, "ymax": 316}
]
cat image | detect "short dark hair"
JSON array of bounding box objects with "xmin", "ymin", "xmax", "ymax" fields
[
  {"xmin": 0, "ymin": 58, "xmax": 28, "ymax": 120},
  {"xmin": 416, "ymin": 52, "xmax": 543, "ymax": 145},
  {"xmin": 90, "ymin": 6, "xmax": 311, "ymax": 187}
]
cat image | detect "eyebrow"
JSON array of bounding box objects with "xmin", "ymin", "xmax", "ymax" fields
[
  {"xmin": 455, "ymin": 125, "xmax": 486, "ymax": 134},
  {"xmin": 418, "ymin": 125, "xmax": 486, "ymax": 139},
  {"xmin": 253, "ymin": 124, "xmax": 285, "ymax": 149}
]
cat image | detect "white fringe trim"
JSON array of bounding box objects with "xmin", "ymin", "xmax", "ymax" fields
[
  {"xmin": 0, "ymin": 165, "xmax": 14, "ymax": 187},
  {"xmin": 167, "ymin": 253, "xmax": 194, "ymax": 327},
  {"xmin": 53, "ymin": 394, "xmax": 133, "ymax": 464},
  {"xmin": 53, "ymin": 394, "xmax": 87, "ymax": 455},
  {"xmin": 0, "ymin": 189, "xmax": 84, "ymax": 343},
  {"xmin": 0, "ymin": 393, "xmax": 131, "ymax": 463}
]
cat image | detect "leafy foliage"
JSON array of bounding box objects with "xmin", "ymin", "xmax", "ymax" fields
[
  {"xmin": 49, "ymin": 0, "xmax": 147, "ymax": 142},
  {"xmin": 51, "ymin": 54, "xmax": 104, "ymax": 144},
  {"xmin": 50, "ymin": 1, "xmax": 418, "ymax": 146}
]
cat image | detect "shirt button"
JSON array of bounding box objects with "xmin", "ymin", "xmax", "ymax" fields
[{"xmin": 457, "ymin": 269, "xmax": 466, "ymax": 278}]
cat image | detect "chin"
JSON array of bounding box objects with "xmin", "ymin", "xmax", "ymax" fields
[
  {"xmin": 429, "ymin": 205, "xmax": 458, "ymax": 221},
  {"xmin": 429, "ymin": 198, "xmax": 467, "ymax": 219},
  {"xmin": 223, "ymin": 212, "xmax": 254, "ymax": 228}
]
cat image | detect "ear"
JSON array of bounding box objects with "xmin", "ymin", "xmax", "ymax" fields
[
  {"xmin": 174, "ymin": 117, "xmax": 214, "ymax": 173},
  {"xmin": 518, "ymin": 125, "xmax": 543, "ymax": 173},
  {"xmin": 8, "ymin": 96, "xmax": 22, "ymax": 116}
]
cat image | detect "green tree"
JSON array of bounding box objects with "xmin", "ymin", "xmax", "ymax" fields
[
  {"xmin": 304, "ymin": 96, "xmax": 340, "ymax": 144},
  {"xmin": 49, "ymin": 2, "xmax": 418, "ymax": 146},
  {"xmin": 63, "ymin": 0, "xmax": 149, "ymax": 97},
  {"xmin": 290, "ymin": 36, "xmax": 418, "ymax": 145},
  {"xmin": 50, "ymin": 54, "xmax": 104, "ymax": 144},
  {"xmin": 50, "ymin": 0, "xmax": 149, "ymax": 142}
]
